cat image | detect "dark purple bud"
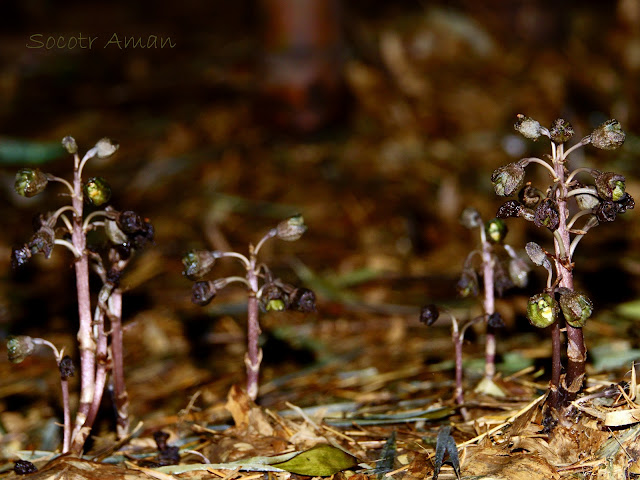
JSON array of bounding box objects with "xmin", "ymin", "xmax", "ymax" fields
[
  {"xmin": 549, "ymin": 118, "xmax": 574, "ymax": 144},
  {"xmin": 615, "ymin": 193, "xmax": 635, "ymax": 214},
  {"xmin": 496, "ymin": 200, "xmax": 522, "ymax": 219},
  {"xmin": 289, "ymin": 288, "xmax": 316, "ymax": 312},
  {"xmin": 533, "ymin": 198, "xmax": 560, "ymax": 230},
  {"xmin": 589, "ymin": 119, "xmax": 625, "ymax": 150},
  {"xmin": 117, "ymin": 210, "xmax": 145, "ymax": 234},
  {"xmin": 487, "ymin": 312, "xmax": 505, "ymax": 328},
  {"xmin": 59, "ymin": 355, "xmax": 75, "ymax": 379},
  {"xmin": 420, "ymin": 304, "xmax": 440, "ymax": 326},
  {"xmin": 14, "ymin": 460, "xmax": 38, "ymax": 475},
  {"xmin": 153, "ymin": 430, "xmax": 170, "ymax": 451},
  {"xmin": 11, "ymin": 245, "xmax": 32, "ymax": 269},
  {"xmin": 191, "ymin": 281, "xmax": 218, "ymax": 306}
]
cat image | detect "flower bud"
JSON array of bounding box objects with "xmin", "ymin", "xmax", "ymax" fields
[
  {"xmin": 573, "ymin": 185, "xmax": 600, "ymax": 211},
  {"xmin": 94, "ymin": 137, "xmax": 119, "ymax": 158},
  {"xmin": 457, "ymin": 270, "xmax": 479, "ymax": 298},
  {"xmin": 276, "ymin": 214, "xmax": 307, "ymax": 241},
  {"xmin": 533, "ymin": 198, "xmax": 559, "ymax": 230},
  {"xmin": 559, "ymin": 291, "xmax": 593, "ymax": 328},
  {"xmin": 420, "ymin": 304, "xmax": 439, "ymax": 326},
  {"xmin": 549, "ymin": 118, "xmax": 574, "ymax": 144},
  {"xmin": 289, "ymin": 287, "xmax": 316, "ymax": 312},
  {"xmin": 15, "ymin": 168, "xmax": 48, "ymax": 197},
  {"xmin": 514, "ymin": 114, "xmax": 542, "ymax": 140},
  {"xmin": 593, "ymin": 171, "xmax": 626, "ymax": 201},
  {"xmin": 589, "ymin": 119, "xmax": 625, "ymax": 150},
  {"xmin": 14, "ymin": 460, "xmax": 38, "ymax": 475},
  {"xmin": 485, "ymin": 218, "xmax": 507, "ymax": 244},
  {"xmin": 508, "ymin": 257, "xmax": 529, "ymax": 288},
  {"xmin": 191, "ymin": 281, "xmax": 218, "ymax": 306},
  {"xmin": 496, "ymin": 200, "xmax": 522, "ymax": 219},
  {"xmin": 182, "ymin": 250, "xmax": 218, "ymax": 280},
  {"xmin": 487, "ymin": 312, "xmax": 505, "ymax": 329},
  {"xmin": 459, "ymin": 207, "xmax": 482, "ymax": 229},
  {"xmin": 491, "ymin": 162, "xmax": 526, "ymax": 197},
  {"xmin": 84, "ymin": 177, "xmax": 112, "ymax": 206},
  {"xmin": 59, "ymin": 355, "xmax": 75, "ymax": 379},
  {"xmin": 61, "ymin": 136, "xmax": 77, "ymax": 154},
  {"xmin": 526, "ymin": 293, "xmax": 558, "ymax": 328},
  {"xmin": 518, "ymin": 183, "xmax": 544, "ymax": 208},
  {"xmin": 525, "ymin": 242, "xmax": 550, "ymax": 269},
  {"xmin": 7, "ymin": 335, "xmax": 36, "ymax": 363}
]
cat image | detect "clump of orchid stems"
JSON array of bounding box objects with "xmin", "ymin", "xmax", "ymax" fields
[
  {"xmin": 8, "ymin": 137, "xmax": 154, "ymax": 454},
  {"xmin": 457, "ymin": 207, "xmax": 529, "ymax": 397},
  {"xmin": 182, "ymin": 215, "xmax": 315, "ymax": 401},
  {"xmin": 492, "ymin": 115, "xmax": 633, "ymax": 409}
]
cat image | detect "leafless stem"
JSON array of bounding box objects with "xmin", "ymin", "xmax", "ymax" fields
[
  {"xmin": 245, "ymin": 244, "xmax": 263, "ymax": 401},
  {"xmin": 109, "ymin": 288, "xmax": 130, "ymax": 439}
]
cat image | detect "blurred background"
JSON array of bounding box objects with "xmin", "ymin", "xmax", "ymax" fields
[{"xmin": 1, "ymin": 0, "xmax": 640, "ymax": 449}]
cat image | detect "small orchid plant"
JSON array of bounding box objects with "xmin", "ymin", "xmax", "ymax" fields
[
  {"xmin": 182, "ymin": 215, "xmax": 315, "ymax": 401},
  {"xmin": 8, "ymin": 137, "xmax": 153, "ymax": 454},
  {"xmin": 491, "ymin": 115, "xmax": 633, "ymax": 409}
]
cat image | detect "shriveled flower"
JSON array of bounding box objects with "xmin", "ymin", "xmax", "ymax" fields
[
  {"xmin": 276, "ymin": 214, "xmax": 307, "ymax": 241},
  {"xmin": 514, "ymin": 114, "xmax": 543, "ymax": 140},
  {"xmin": 14, "ymin": 460, "xmax": 38, "ymax": 475},
  {"xmin": 182, "ymin": 250, "xmax": 218, "ymax": 280},
  {"xmin": 7, "ymin": 335, "xmax": 36, "ymax": 363},
  {"xmin": 28, "ymin": 225, "xmax": 55, "ymax": 259},
  {"xmin": 518, "ymin": 183, "xmax": 544, "ymax": 208},
  {"xmin": 496, "ymin": 200, "xmax": 522, "ymax": 219},
  {"xmin": 526, "ymin": 292, "xmax": 558, "ymax": 328},
  {"xmin": 15, "ymin": 168, "xmax": 48, "ymax": 197},
  {"xmin": 460, "ymin": 207, "xmax": 482, "ymax": 229},
  {"xmin": 549, "ymin": 118, "xmax": 574, "ymax": 144},
  {"xmin": 573, "ymin": 185, "xmax": 600, "ymax": 211},
  {"xmin": 559, "ymin": 291, "xmax": 593, "ymax": 328},
  {"xmin": 491, "ymin": 162, "xmax": 526, "ymax": 197},
  {"xmin": 84, "ymin": 177, "xmax": 112, "ymax": 206},
  {"xmin": 11, "ymin": 245, "xmax": 32, "ymax": 269},
  {"xmin": 593, "ymin": 171, "xmax": 626, "ymax": 201},
  {"xmin": 420, "ymin": 304, "xmax": 440, "ymax": 326},
  {"xmin": 594, "ymin": 200, "xmax": 618, "ymax": 222},
  {"xmin": 288, "ymin": 287, "xmax": 316, "ymax": 313},
  {"xmin": 117, "ymin": 210, "xmax": 145, "ymax": 234},
  {"xmin": 615, "ymin": 193, "xmax": 635, "ymax": 214},
  {"xmin": 534, "ymin": 198, "xmax": 560, "ymax": 230},
  {"xmin": 485, "ymin": 218, "xmax": 507, "ymax": 244},
  {"xmin": 589, "ymin": 119, "xmax": 625, "ymax": 150}
]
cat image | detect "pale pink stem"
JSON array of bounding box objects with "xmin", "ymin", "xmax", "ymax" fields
[{"xmin": 109, "ymin": 289, "xmax": 130, "ymax": 438}]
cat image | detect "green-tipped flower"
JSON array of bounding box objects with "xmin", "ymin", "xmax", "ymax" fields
[
  {"xmin": 485, "ymin": 218, "xmax": 507, "ymax": 244},
  {"xmin": 94, "ymin": 138, "xmax": 119, "ymax": 158},
  {"xmin": 260, "ymin": 283, "xmax": 287, "ymax": 311},
  {"xmin": 61, "ymin": 136, "xmax": 78, "ymax": 154},
  {"xmin": 549, "ymin": 118, "xmax": 574, "ymax": 144},
  {"xmin": 15, "ymin": 168, "xmax": 48, "ymax": 197},
  {"xmin": 526, "ymin": 292, "xmax": 558, "ymax": 328},
  {"xmin": 182, "ymin": 250, "xmax": 218, "ymax": 280},
  {"xmin": 460, "ymin": 207, "xmax": 482, "ymax": 229},
  {"xmin": 491, "ymin": 162, "xmax": 526, "ymax": 197},
  {"xmin": 593, "ymin": 171, "xmax": 626, "ymax": 202},
  {"xmin": 420, "ymin": 304, "xmax": 440, "ymax": 326},
  {"xmin": 7, "ymin": 335, "xmax": 36, "ymax": 363},
  {"xmin": 84, "ymin": 177, "xmax": 112, "ymax": 206},
  {"xmin": 589, "ymin": 119, "xmax": 625, "ymax": 150},
  {"xmin": 559, "ymin": 291, "xmax": 593, "ymax": 328},
  {"xmin": 514, "ymin": 114, "xmax": 543, "ymax": 140},
  {"xmin": 457, "ymin": 269, "xmax": 479, "ymax": 298},
  {"xmin": 276, "ymin": 214, "xmax": 307, "ymax": 241}
]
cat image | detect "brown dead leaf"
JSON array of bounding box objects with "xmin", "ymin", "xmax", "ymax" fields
[
  {"xmin": 462, "ymin": 445, "xmax": 559, "ymax": 480},
  {"xmin": 225, "ymin": 385, "xmax": 274, "ymax": 437}
]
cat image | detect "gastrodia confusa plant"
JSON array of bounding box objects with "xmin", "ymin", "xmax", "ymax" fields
[
  {"xmin": 182, "ymin": 215, "xmax": 315, "ymax": 401},
  {"xmin": 458, "ymin": 207, "xmax": 529, "ymax": 396},
  {"xmin": 9, "ymin": 137, "xmax": 153, "ymax": 454},
  {"xmin": 492, "ymin": 115, "xmax": 633, "ymax": 408}
]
